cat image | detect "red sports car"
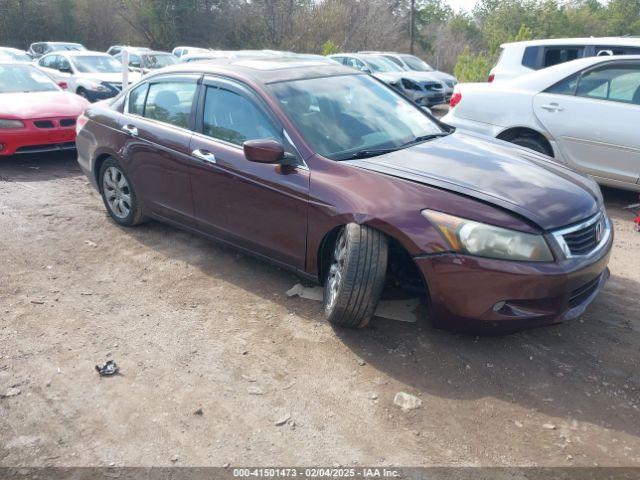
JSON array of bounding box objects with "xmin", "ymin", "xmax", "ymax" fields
[{"xmin": 0, "ymin": 62, "xmax": 89, "ymax": 156}]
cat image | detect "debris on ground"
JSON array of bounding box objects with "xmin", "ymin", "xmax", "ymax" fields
[
  {"xmin": 170, "ymin": 455, "xmax": 179, "ymax": 463},
  {"xmin": 95, "ymin": 360, "xmax": 119, "ymax": 376},
  {"xmin": 286, "ymin": 283, "xmax": 324, "ymax": 301},
  {"xmin": 248, "ymin": 386, "xmax": 264, "ymax": 395},
  {"xmin": 193, "ymin": 408, "xmax": 203, "ymax": 416},
  {"xmin": 393, "ymin": 392, "xmax": 422, "ymax": 411},
  {"xmin": 542, "ymin": 423, "xmax": 557, "ymax": 430},
  {"xmin": 275, "ymin": 413, "xmax": 291, "ymax": 426},
  {"xmin": 1, "ymin": 387, "xmax": 21, "ymax": 398},
  {"xmin": 286, "ymin": 283, "xmax": 419, "ymax": 323},
  {"xmin": 84, "ymin": 240, "xmax": 98, "ymax": 247}
]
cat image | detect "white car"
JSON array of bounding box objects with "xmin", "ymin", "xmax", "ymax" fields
[
  {"xmin": 172, "ymin": 46, "xmax": 209, "ymax": 58},
  {"xmin": 0, "ymin": 47, "xmax": 32, "ymax": 62},
  {"xmin": 37, "ymin": 51, "xmax": 140, "ymax": 102},
  {"xmin": 362, "ymin": 51, "xmax": 458, "ymax": 99},
  {"xmin": 443, "ymin": 55, "xmax": 640, "ymax": 192},
  {"xmin": 114, "ymin": 49, "xmax": 177, "ymax": 74},
  {"xmin": 489, "ymin": 37, "xmax": 640, "ymax": 83}
]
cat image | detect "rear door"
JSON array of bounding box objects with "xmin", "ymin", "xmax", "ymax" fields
[
  {"xmin": 533, "ymin": 60, "xmax": 640, "ymax": 185},
  {"xmin": 188, "ymin": 76, "xmax": 309, "ymax": 269},
  {"xmin": 118, "ymin": 74, "xmax": 200, "ymax": 226}
]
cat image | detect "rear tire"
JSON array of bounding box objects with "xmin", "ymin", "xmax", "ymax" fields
[
  {"xmin": 323, "ymin": 224, "xmax": 388, "ymax": 328},
  {"xmin": 99, "ymin": 157, "xmax": 145, "ymax": 227},
  {"xmin": 510, "ymin": 135, "xmax": 552, "ymax": 156}
]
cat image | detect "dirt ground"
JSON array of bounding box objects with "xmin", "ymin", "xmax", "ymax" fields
[{"xmin": 1, "ymin": 151, "xmax": 639, "ymax": 468}]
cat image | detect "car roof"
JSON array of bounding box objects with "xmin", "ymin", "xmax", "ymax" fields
[
  {"xmin": 511, "ymin": 54, "xmax": 640, "ymax": 88},
  {"xmin": 501, "ymin": 37, "xmax": 640, "ymax": 48},
  {"xmin": 0, "ymin": 47, "xmax": 26, "ymax": 53},
  {"xmin": 146, "ymin": 57, "xmax": 361, "ymax": 85},
  {"xmin": 48, "ymin": 50, "xmax": 112, "ymax": 58}
]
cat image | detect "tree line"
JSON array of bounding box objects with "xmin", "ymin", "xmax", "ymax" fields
[{"xmin": 1, "ymin": 0, "xmax": 640, "ymax": 80}]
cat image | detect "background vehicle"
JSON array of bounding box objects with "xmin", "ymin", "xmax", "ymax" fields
[
  {"xmin": 363, "ymin": 51, "xmax": 458, "ymax": 100},
  {"xmin": 172, "ymin": 46, "xmax": 210, "ymax": 58},
  {"xmin": 28, "ymin": 42, "xmax": 86, "ymax": 59},
  {"xmin": 0, "ymin": 62, "xmax": 88, "ymax": 156},
  {"xmin": 328, "ymin": 53, "xmax": 446, "ymax": 107},
  {"xmin": 37, "ymin": 51, "xmax": 140, "ymax": 101},
  {"xmin": 115, "ymin": 49, "xmax": 177, "ymax": 74},
  {"xmin": 76, "ymin": 58, "xmax": 610, "ymax": 332},
  {"xmin": 0, "ymin": 47, "xmax": 32, "ymax": 62},
  {"xmin": 443, "ymin": 55, "xmax": 640, "ymax": 192},
  {"xmin": 107, "ymin": 45, "xmax": 150, "ymax": 56},
  {"xmin": 489, "ymin": 37, "xmax": 640, "ymax": 82}
]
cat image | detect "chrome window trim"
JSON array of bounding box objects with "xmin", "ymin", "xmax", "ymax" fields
[{"xmin": 550, "ymin": 211, "xmax": 611, "ymax": 260}]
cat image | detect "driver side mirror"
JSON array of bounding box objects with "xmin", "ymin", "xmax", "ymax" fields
[{"xmin": 243, "ymin": 139, "xmax": 287, "ymax": 164}]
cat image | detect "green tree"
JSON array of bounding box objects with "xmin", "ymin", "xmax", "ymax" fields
[{"xmin": 453, "ymin": 45, "xmax": 494, "ymax": 82}]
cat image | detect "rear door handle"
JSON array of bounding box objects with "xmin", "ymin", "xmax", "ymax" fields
[
  {"xmin": 122, "ymin": 124, "xmax": 138, "ymax": 136},
  {"xmin": 192, "ymin": 149, "xmax": 216, "ymax": 164},
  {"xmin": 540, "ymin": 103, "xmax": 564, "ymax": 112}
]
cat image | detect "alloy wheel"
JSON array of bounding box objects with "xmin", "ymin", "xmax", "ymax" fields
[
  {"xmin": 102, "ymin": 166, "xmax": 131, "ymax": 219},
  {"xmin": 326, "ymin": 230, "xmax": 347, "ymax": 310}
]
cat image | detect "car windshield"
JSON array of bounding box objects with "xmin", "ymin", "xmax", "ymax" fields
[
  {"xmin": 72, "ymin": 55, "xmax": 122, "ymax": 73},
  {"xmin": 364, "ymin": 56, "xmax": 403, "ymax": 73},
  {"xmin": 142, "ymin": 54, "xmax": 177, "ymax": 69},
  {"xmin": 0, "ymin": 65, "xmax": 58, "ymax": 93},
  {"xmin": 401, "ymin": 55, "xmax": 434, "ymax": 72},
  {"xmin": 270, "ymin": 74, "xmax": 444, "ymax": 160}
]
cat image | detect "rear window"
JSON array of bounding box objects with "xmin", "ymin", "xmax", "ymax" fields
[{"xmin": 522, "ymin": 46, "xmax": 539, "ymax": 69}]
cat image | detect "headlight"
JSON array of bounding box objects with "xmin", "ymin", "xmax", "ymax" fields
[
  {"xmin": 422, "ymin": 209, "xmax": 554, "ymax": 262},
  {"xmin": 0, "ymin": 119, "xmax": 25, "ymax": 129}
]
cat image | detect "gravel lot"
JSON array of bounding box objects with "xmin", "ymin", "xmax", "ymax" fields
[{"xmin": 1, "ymin": 152, "xmax": 639, "ymax": 467}]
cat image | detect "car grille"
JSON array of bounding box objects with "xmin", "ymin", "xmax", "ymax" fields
[
  {"xmin": 423, "ymin": 82, "xmax": 443, "ymax": 91},
  {"xmin": 562, "ymin": 219, "xmax": 601, "ymax": 255},
  {"xmin": 15, "ymin": 142, "xmax": 76, "ymax": 154},
  {"xmin": 33, "ymin": 118, "xmax": 76, "ymax": 129},
  {"xmin": 568, "ymin": 274, "xmax": 602, "ymax": 308},
  {"xmin": 34, "ymin": 120, "xmax": 54, "ymax": 129}
]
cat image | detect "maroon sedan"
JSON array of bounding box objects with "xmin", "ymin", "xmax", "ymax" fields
[{"xmin": 76, "ymin": 58, "xmax": 612, "ymax": 331}]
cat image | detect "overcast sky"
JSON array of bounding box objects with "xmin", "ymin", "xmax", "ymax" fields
[{"xmin": 443, "ymin": 0, "xmax": 479, "ymax": 13}]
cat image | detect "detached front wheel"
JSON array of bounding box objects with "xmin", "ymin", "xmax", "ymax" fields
[{"xmin": 323, "ymin": 224, "xmax": 388, "ymax": 328}]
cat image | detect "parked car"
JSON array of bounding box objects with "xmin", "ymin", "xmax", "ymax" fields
[
  {"xmin": 0, "ymin": 47, "xmax": 32, "ymax": 62},
  {"xmin": 37, "ymin": 51, "xmax": 140, "ymax": 102},
  {"xmin": 115, "ymin": 49, "xmax": 177, "ymax": 74},
  {"xmin": 0, "ymin": 62, "xmax": 88, "ymax": 156},
  {"xmin": 76, "ymin": 58, "xmax": 612, "ymax": 332},
  {"xmin": 107, "ymin": 45, "xmax": 150, "ymax": 56},
  {"xmin": 328, "ymin": 53, "xmax": 446, "ymax": 107},
  {"xmin": 489, "ymin": 37, "xmax": 640, "ymax": 83},
  {"xmin": 28, "ymin": 42, "xmax": 86, "ymax": 59},
  {"xmin": 362, "ymin": 51, "xmax": 458, "ymax": 100},
  {"xmin": 172, "ymin": 46, "xmax": 210, "ymax": 58},
  {"xmin": 443, "ymin": 55, "xmax": 640, "ymax": 192}
]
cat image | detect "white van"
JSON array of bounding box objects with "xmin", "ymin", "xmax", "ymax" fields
[{"xmin": 489, "ymin": 37, "xmax": 640, "ymax": 82}]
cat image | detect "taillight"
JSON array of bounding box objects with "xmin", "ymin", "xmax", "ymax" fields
[
  {"xmin": 58, "ymin": 81, "xmax": 68, "ymax": 90},
  {"xmin": 488, "ymin": 73, "xmax": 495, "ymax": 83},
  {"xmin": 76, "ymin": 114, "xmax": 89, "ymax": 135},
  {"xmin": 449, "ymin": 92, "xmax": 462, "ymax": 108}
]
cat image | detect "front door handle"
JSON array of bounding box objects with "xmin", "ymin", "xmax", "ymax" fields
[
  {"xmin": 540, "ymin": 103, "xmax": 564, "ymax": 112},
  {"xmin": 192, "ymin": 149, "xmax": 216, "ymax": 164},
  {"xmin": 122, "ymin": 124, "xmax": 138, "ymax": 136}
]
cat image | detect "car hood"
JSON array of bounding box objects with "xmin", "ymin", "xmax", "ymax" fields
[
  {"xmin": 346, "ymin": 131, "xmax": 601, "ymax": 231},
  {"xmin": 432, "ymin": 71, "xmax": 456, "ymax": 82},
  {"xmin": 374, "ymin": 71, "xmax": 443, "ymax": 84},
  {"xmin": 0, "ymin": 91, "xmax": 89, "ymax": 119}
]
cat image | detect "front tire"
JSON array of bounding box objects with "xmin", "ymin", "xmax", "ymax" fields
[
  {"xmin": 323, "ymin": 224, "xmax": 388, "ymax": 328},
  {"xmin": 99, "ymin": 158, "xmax": 145, "ymax": 227}
]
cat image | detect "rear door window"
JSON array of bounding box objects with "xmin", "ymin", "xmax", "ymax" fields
[
  {"xmin": 575, "ymin": 63, "xmax": 640, "ymax": 105},
  {"xmin": 543, "ymin": 46, "xmax": 585, "ymax": 68},
  {"xmin": 201, "ymin": 86, "xmax": 281, "ymax": 146},
  {"xmin": 143, "ymin": 81, "xmax": 198, "ymax": 129}
]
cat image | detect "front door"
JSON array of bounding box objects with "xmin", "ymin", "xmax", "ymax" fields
[
  {"xmin": 533, "ymin": 60, "xmax": 640, "ymax": 186},
  {"xmin": 188, "ymin": 77, "xmax": 310, "ymax": 269}
]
